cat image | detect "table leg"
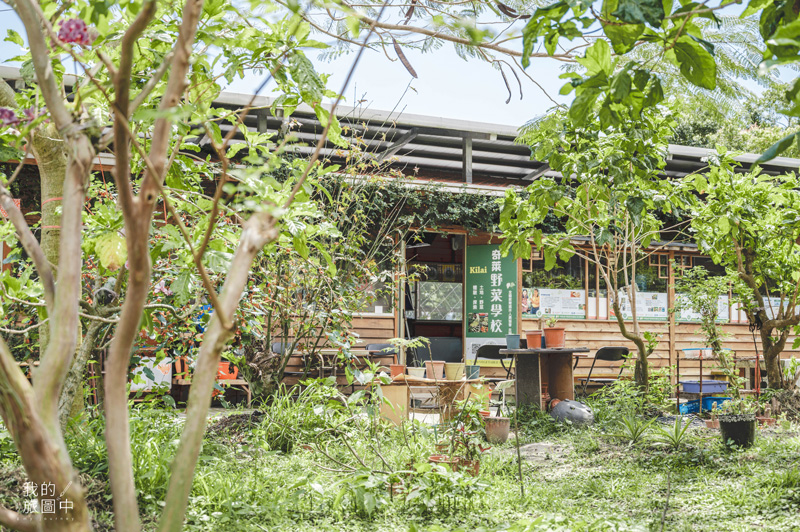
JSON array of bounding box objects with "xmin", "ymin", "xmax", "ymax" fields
[
  {"xmin": 515, "ymin": 354, "xmax": 542, "ymax": 409},
  {"xmin": 548, "ymin": 353, "xmax": 575, "ymax": 402}
]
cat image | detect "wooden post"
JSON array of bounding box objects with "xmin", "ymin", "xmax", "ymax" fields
[
  {"xmin": 397, "ymin": 239, "xmax": 406, "ymax": 364},
  {"xmin": 668, "ymin": 250, "xmax": 676, "ymax": 389}
]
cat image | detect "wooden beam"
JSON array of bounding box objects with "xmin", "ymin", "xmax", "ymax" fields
[
  {"xmin": 522, "ymin": 163, "xmax": 550, "ymax": 181},
  {"xmin": 463, "ymin": 135, "xmax": 473, "ymax": 184},
  {"xmin": 377, "ymin": 128, "xmax": 418, "ymax": 162}
]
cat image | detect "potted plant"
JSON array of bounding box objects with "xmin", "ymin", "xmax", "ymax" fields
[
  {"xmin": 525, "ymin": 329, "xmax": 543, "ymax": 349},
  {"xmin": 450, "ymin": 399, "xmax": 490, "ymax": 475},
  {"xmin": 543, "ymin": 316, "xmax": 565, "ymax": 348},
  {"xmin": 756, "ymin": 403, "xmax": 776, "ymax": 427},
  {"xmin": 485, "ymin": 381, "xmax": 513, "ymax": 443}
]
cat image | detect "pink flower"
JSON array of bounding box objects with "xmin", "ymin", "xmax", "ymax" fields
[
  {"xmin": 58, "ymin": 19, "xmax": 94, "ymax": 46},
  {"xmin": 0, "ymin": 108, "xmax": 19, "ymax": 127}
]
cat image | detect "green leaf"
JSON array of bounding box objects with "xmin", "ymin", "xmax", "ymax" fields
[
  {"xmin": 4, "ymin": 29, "xmax": 24, "ymax": 47},
  {"xmin": 603, "ymin": 21, "xmax": 645, "ymax": 54},
  {"xmin": 293, "ymin": 233, "xmax": 309, "ymax": 259},
  {"xmin": 644, "ymin": 77, "xmax": 664, "ymax": 107},
  {"xmin": 171, "ymin": 271, "xmax": 194, "ymax": 306},
  {"xmin": 611, "ymin": 71, "xmax": 632, "ymax": 102},
  {"xmin": 601, "ymin": 0, "xmax": 644, "ymax": 53},
  {"xmin": 613, "ymin": 0, "xmax": 665, "ymax": 27},
  {"xmin": 717, "ymin": 216, "xmax": 730, "ymax": 234},
  {"xmin": 576, "ymin": 39, "xmax": 612, "ymax": 76},
  {"xmin": 753, "ymin": 132, "xmax": 799, "ymax": 165},
  {"xmin": 94, "ymin": 233, "xmax": 127, "ymax": 271},
  {"xmin": 568, "ymin": 89, "xmax": 600, "ymax": 125},
  {"xmin": 673, "ymin": 37, "xmax": 716, "ymax": 90}
]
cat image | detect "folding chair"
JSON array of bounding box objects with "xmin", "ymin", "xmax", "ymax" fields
[
  {"xmin": 580, "ymin": 346, "xmax": 630, "ymax": 395},
  {"xmin": 472, "ymin": 344, "xmax": 514, "ymax": 381},
  {"xmin": 473, "ymin": 344, "xmax": 515, "ymax": 416}
]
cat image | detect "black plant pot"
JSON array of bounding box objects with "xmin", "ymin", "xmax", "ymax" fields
[{"xmin": 719, "ymin": 414, "xmax": 757, "ymax": 449}]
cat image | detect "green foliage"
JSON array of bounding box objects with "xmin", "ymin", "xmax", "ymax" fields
[
  {"xmin": 588, "ymin": 365, "xmax": 673, "ymax": 425},
  {"xmin": 688, "ymin": 155, "xmax": 800, "ymax": 387},
  {"xmin": 253, "ymin": 379, "xmax": 348, "ymax": 453},
  {"xmin": 653, "ymin": 416, "xmax": 693, "ymax": 450},
  {"xmin": 673, "ymin": 266, "xmax": 732, "ymax": 352},
  {"xmin": 613, "ymin": 413, "xmax": 656, "ymax": 445}
]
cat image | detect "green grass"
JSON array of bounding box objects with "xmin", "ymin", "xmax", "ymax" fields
[{"xmin": 2, "ymin": 386, "xmax": 800, "ymax": 531}]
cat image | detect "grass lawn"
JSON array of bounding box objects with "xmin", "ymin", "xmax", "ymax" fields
[{"xmin": 1, "ymin": 382, "xmax": 799, "ymax": 531}]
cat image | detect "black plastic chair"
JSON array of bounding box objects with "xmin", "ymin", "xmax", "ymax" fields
[
  {"xmin": 472, "ymin": 344, "xmax": 514, "ymax": 380},
  {"xmin": 365, "ymin": 343, "xmax": 398, "ymax": 365},
  {"xmin": 580, "ymin": 346, "xmax": 630, "ymax": 395}
]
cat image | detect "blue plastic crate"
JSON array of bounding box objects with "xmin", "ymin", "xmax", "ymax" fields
[
  {"xmin": 680, "ymin": 380, "xmax": 728, "ymax": 393},
  {"xmin": 678, "ymin": 396, "xmax": 731, "ymax": 414},
  {"xmin": 702, "ymin": 396, "xmax": 730, "ymax": 411}
]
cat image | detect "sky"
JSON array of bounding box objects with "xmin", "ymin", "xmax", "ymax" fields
[
  {"xmin": 227, "ymin": 45, "xmax": 570, "ymax": 128},
  {"xmin": 0, "ymin": 11, "xmax": 568, "ymax": 131}
]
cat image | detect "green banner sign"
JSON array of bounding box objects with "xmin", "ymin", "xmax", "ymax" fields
[{"xmin": 465, "ymin": 244, "xmax": 517, "ymax": 338}]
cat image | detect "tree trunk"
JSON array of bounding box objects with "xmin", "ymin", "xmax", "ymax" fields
[
  {"xmin": 761, "ymin": 328, "xmax": 786, "ymax": 389},
  {"xmin": 610, "ymin": 298, "xmax": 649, "ymax": 393},
  {"xmin": 33, "ymin": 122, "xmax": 67, "ymax": 357},
  {"xmin": 59, "ymin": 321, "xmax": 103, "ymax": 429}
]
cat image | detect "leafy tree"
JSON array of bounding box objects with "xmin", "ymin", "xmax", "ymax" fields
[
  {"xmin": 671, "ymin": 87, "xmax": 800, "ymax": 156},
  {"xmin": 499, "ymin": 49, "xmax": 687, "ymax": 390},
  {"xmin": 687, "ymin": 155, "xmax": 800, "ymax": 389},
  {"xmin": 0, "ymin": 0, "xmax": 370, "ymax": 530}
]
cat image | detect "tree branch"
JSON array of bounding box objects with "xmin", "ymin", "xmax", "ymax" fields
[
  {"xmin": 0, "ymin": 189, "xmax": 56, "ymax": 312},
  {"xmin": 0, "ymin": 504, "xmax": 39, "ymax": 532}
]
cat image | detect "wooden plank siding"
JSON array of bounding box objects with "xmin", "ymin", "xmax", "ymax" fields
[{"xmin": 514, "ymin": 318, "xmax": 800, "ymax": 385}]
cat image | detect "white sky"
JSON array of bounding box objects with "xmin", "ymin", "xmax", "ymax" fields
[{"xmin": 0, "ymin": 12, "xmax": 568, "ymax": 130}]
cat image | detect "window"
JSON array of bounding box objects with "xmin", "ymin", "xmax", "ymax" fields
[{"xmin": 416, "ymin": 281, "xmax": 462, "ymax": 321}]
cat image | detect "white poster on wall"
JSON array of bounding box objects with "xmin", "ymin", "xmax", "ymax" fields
[
  {"xmin": 675, "ymin": 294, "xmax": 730, "ymax": 323},
  {"xmin": 524, "ymin": 288, "xmax": 586, "ymax": 318},
  {"xmin": 466, "ymin": 337, "xmax": 509, "ymax": 367},
  {"xmin": 611, "ymin": 291, "xmax": 668, "ymax": 321}
]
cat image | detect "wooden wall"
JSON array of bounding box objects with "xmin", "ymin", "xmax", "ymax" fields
[{"xmin": 519, "ymin": 318, "xmax": 800, "ymax": 384}]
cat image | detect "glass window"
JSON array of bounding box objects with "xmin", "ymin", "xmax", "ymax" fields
[{"xmin": 416, "ymin": 281, "xmax": 463, "ymax": 321}]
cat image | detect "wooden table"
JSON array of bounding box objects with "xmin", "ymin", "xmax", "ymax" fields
[
  {"xmin": 499, "ymin": 348, "xmax": 590, "ymax": 409},
  {"xmin": 379, "ymin": 374, "xmax": 489, "ymax": 425}
]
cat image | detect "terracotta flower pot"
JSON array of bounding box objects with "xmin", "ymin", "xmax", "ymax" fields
[
  {"xmin": 390, "ymin": 364, "xmax": 406, "ymax": 378},
  {"xmin": 459, "ymin": 458, "xmax": 480, "ymax": 476},
  {"xmin": 706, "ymin": 419, "xmax": 719, "ymax": 429},
  {"xmin": 485, "ymin": 416, "xmax": 511, "ymax": 444},
  {"xmin": 428, "ymin": 454, "xmax": 459, "ymax": 471},
  {"xmin": 425, "ymin": 361, "xmax": 445, "ymax": 380},
  {"xmin": 757, "ymin": 416, "xmax": 776, "ymax": 427},
  {"xmin": 434, "ymin": 442, "xmax": 450, "ymax": 453},
  {"xmin": 525, "ymin": 330, "xmax": 543, "ymax": 349},
  {"xmin": 543, "ymin": 327, "xmax": 566, "ymax": 348}
]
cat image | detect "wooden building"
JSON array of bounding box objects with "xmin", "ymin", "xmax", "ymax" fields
[{"xmin": 4, "ymin": 63, "xmax": 800, "ymax": 393}]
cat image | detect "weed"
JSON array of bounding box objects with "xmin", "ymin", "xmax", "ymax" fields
[
  {"xmin": 653, "ymin": 417, "xmax": 693, "ymax": 451},
  {"xmin": 613, "ymin": 413, "xmax": 655, "ymax": 445}
]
